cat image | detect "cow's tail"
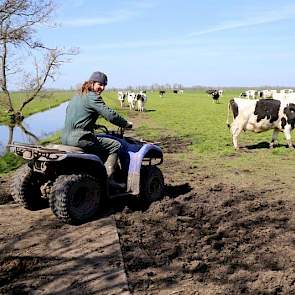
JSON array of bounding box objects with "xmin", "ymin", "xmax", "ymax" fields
[{"xmin": 226, "ymin": 99, "xmax": 234, "ymax": 128}]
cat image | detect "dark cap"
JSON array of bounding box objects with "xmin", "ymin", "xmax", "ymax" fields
[{"xmin": 89, "ymin": 71, "xmax": 108, "ymax": 85}]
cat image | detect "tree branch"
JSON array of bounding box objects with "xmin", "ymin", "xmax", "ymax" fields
[
  {"xmin": 0, "ymin": 37, "xmax": 14, "ymax": 112},
  {"xmin": 18, "ymin": 48, "xmax": 78, "ymax": 112}
]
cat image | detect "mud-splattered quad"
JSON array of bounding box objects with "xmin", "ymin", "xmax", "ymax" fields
[{"xmin": 9, "ymin": 127, "xmax": 164, "ymax": 224}]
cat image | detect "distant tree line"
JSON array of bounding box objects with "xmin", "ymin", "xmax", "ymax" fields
[{"xmin": 109, "ymin": 83, "xmax": 184, "ymax": 91}]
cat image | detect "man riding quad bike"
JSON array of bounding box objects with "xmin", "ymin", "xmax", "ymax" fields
[
  {"xmin": 9, "ymin": 125, "xmax": 164, "ymax": 224},
  {"xmin": 9, "ymin": 70, "xmax": 164, "ymax": 224}
]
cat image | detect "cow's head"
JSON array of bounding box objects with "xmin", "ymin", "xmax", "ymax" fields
[{"xmin": 284, "ymin": 103, "xmax": 295, "ymax": 128}]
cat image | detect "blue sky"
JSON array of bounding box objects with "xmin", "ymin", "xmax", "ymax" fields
[{"xmin": 37, "ymin": 0, "xmax": 295, "ymax": 89}]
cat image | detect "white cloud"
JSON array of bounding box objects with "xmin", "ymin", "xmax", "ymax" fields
[
  {"xmin": 187, "ymin": 4, "xmax": 295, "ymax": 37},
  {"xmin": 60, "ymin": 9, "xmax": 135, "ymax": 26},
  {"xmin": 59, "ymin": 1, "xmax": 158, "ymax": 27}
]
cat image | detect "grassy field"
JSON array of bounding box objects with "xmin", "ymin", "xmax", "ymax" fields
[
  {"xmin": 103, "ymin": 88, "xmax": 293, "ymax": 155},
  {"xmin": 2, "ymin": 88, "xmax": 295, "ymax": 187}
]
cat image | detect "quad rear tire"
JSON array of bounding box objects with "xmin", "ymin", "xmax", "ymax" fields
[
  {"xmin": 11, "ymin": 164, "xmax": 47, "ymax": 210},
  {"xmin": 49, "ymin": 174, "xmax": 103, "ymax": 224},
  {"xmin": 140, "ymin": 166, "xmax": 164, "ymax": 203}
]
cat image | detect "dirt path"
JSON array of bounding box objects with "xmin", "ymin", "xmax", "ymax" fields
[
  {"xmin": 0, "ymin": 203, "xmax": 129, "ymax": 295},
  {"xmin": 0, "ymin": 175, "xmax": 12, "ymax": 205}
]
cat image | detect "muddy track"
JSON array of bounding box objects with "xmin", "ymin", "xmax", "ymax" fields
[
  {"xmin": 115, "ymin": 154, "xmax": 295, "ymax": 294},
  {"xmin": 0, "ymin": 175, "xmax": 13, "ymax": 205}
]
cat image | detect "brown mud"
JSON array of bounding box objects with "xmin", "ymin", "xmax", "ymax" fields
[
  {"xmin": 115, "ymin": 151, "xmax": 295, "ymax": 294},
  {"xmin": 0, "ymin": 135, "xmax": 294, "ymax": 294}
]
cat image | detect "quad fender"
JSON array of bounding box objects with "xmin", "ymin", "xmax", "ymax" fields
[
  {"xmin": 59, "ymin": 154, "xmax": 106, "ymax": 173},
  {"xmin": 42, "ymin": 154, "xmax": 107, "ymax": 184},
  {"xmin": 127, "ymin": 143, "xmax": 163, "ymax": 195}
]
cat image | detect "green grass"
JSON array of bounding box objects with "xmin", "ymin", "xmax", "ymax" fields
[
  {"xmin": 39, "ymin": 131, "xmax": 62, "ymax": 145},
  {"xmin": 0, "ymin": 152, "xmax": 25, "ymax": 175},
  {"xmin": 103, "ymin": 89, "xmax": 281, "ymax": 156}
]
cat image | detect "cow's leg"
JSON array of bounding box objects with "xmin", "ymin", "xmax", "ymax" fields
[
  {"xmin": 270, "ymin": 129, "xmax": 279, "ymax": 148},
  {"xmin": 231, "ymin": 120, "xmax": 243, "ymax": 150},
  {"xmin": 283, "ymin": 127, "xmax": 294, "ymax": 148}
]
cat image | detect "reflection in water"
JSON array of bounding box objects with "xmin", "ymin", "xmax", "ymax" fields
[
  {"xmin": 4, "ymin": 123, "xmax": 40, "ymax": 154},
  {"xmin": 0, "ymin": 102, "xmax": 68, "ymax": 155}
]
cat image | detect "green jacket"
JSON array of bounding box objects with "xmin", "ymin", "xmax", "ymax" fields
[{"xmin": 61, "ymin": 91, "xmax": 128, "ymax": 146}]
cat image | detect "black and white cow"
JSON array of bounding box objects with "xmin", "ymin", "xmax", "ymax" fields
[
  {"xmin": 136, "ymin": 91, "xmax": 148, "ymax": 112},
  {"xmin": 159, "ymin": 90, "xmax": 166, "ymax": 97},
  {"xmin": 117, "ymin": 91, "xmax": 127, "ymax": 108},
  {"xmin": 206, "ymin": 89, "xmax": 223, "ymax": 103},
  {"xmin": 226, "ymin": 98, "xmax": 295, "ymax": 149},
  {"xmin": 127, "ymin": 92, "xmax": 137, "ymax": 110},
  {"xmin": 240, "ymin": 89, "xmax": 257, "ymax": 99}
]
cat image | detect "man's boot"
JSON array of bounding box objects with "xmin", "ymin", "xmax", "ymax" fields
[{"xmin": 104, "ymin": 153, "xmax": 126, "ymax": 190}]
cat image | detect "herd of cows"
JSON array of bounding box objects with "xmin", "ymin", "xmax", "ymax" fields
[
  {"xmin": 117, "ymin": 89, "xmax": 184, "ymax": 111},
  {"xmin": 117, "ymin": 90, "xmax": 148, "ymax": 112},
  {"xmin": 240, "ymin": 88, "xmax": 295, "ymax": 100},
  {"xmin": 116, "ymin": 87, "xmax": 295, "ymax": 150}
]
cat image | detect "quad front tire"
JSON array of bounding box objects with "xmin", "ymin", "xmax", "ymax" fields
[
  {"xmin": 11, "ymin": 164, "xmax": 47, "ymax": 210},
  {"xmin": 140, "ymin": 166, "xmax": 164, "ymax": 203},
  {"xmin": 49, "ymin": 174, "xmax": 103, "ymax": 224}
]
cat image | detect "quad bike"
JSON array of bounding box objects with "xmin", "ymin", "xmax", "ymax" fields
[{"xmin": 8, "ymin": 125, "xmax": 164, "ymax": 224}]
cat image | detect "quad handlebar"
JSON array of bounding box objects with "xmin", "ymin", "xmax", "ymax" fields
[{"xmin": 94, "ymin": 124, "xmax": 126, "ymax": 137}]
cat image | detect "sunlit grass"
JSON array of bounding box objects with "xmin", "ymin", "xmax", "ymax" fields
[
  {"xmin": 0, "ymin": 152, "xmax": 25, "ymax": 175},
  {"xmin": 104, "ymin": 89, "xmax": 282, "ymax": 155}
]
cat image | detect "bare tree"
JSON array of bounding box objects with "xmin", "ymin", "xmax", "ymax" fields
[{"xmin": 0, "ymin": 0, "xmax": 78, "ymax": 121}]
